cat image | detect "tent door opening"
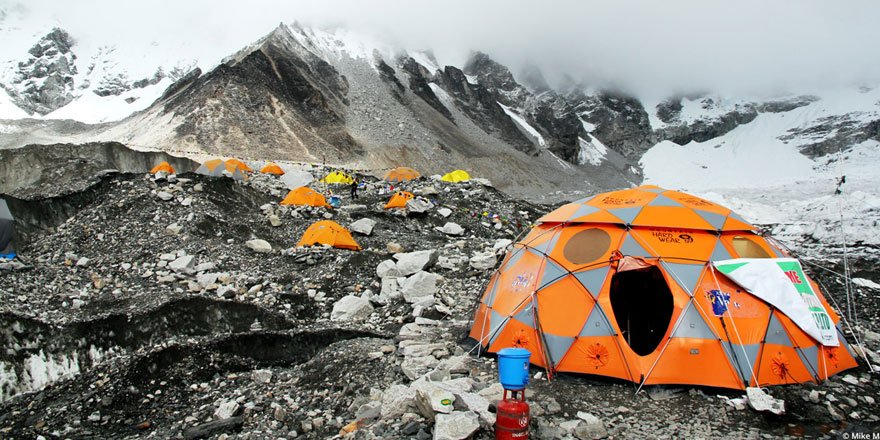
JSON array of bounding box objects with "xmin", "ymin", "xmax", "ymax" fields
[{"xmin": 609, "ymin": 266, "xmax": 674, "ymax": 356}]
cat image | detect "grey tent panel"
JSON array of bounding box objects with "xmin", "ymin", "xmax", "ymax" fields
[
  {"xmin": 484, "ymin": 277, "xmax": 500, "ymax": 307},
  {"xmin": 543, "ymin": 333, "xmax": 575, "ymax": 367},
  {"xmin": 608, "ymin": 207, "xmax": 642, "ymax": 225},
  {"xmin": 539, "ymin": 260, "xmax": 568, "ymax": 289},
  {"xmin": 501, "ymin": 247, "xmax": 526, "ymax": 272},
  {"xmin": 0, "ymin": 199, "xmax": 13, "ymax": 255},
  {"xmin": 531, "ymin": 230, "xmax": 561, "ymax": 255},
  {"xmin": 796, "ymin": 345, "xmax": 820, "ymax": 377},
  {"xmin": 694, "ymin": 209, "xmax": 727, "ymax": 230},
  {"xmin": 619, "ymin": 235, "xmax": 652, "ymax": 257},
  {"xmin": 672, "ymin": 302, "xmax": 717, "ymax": 340},
  {"xmin": 647, "ymin": 194, "xmax": 684, "ymax": 207},
  {"xmin": 487, "ymin": 310, "xmax": 508, "ymax": 346},
  {"xmin": 722, "ymin": 342, "xmax": 761, "ymax": 385},
  {"xmin": 579, "ymin": 305, "xmax": 616, "ymax": 337},
  {"xmin": 512, "ymin": 303, "xmax": 535, "ymax": 329},
  {"xmin": 573, "ymin": 266, "xmax": 610, "ymax": 299},
  {"xmin": 661, "ymin": 261, "xmax": 705, "ymax": 296},
  {"xmin": 568, "ymin": 204, "xmax": 600, "ymax": 221},
  {"xmin": 710, "ymin": 240, "xmax": 734, "ymax": 261},
  {"xmin": 642, "ymin": 187, "xmax": 667, "ymax": 194},
  {"xmin": 764, "ymin": 313, "xmax": 793, "ymax": 347}
]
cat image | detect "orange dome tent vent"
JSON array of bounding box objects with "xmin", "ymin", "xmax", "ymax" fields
[
  {"xmin": 297, "ymin": 220, "xmax": 361, "ymax": 251},
  {"xmin": 384, "ymin": 191, "xmax": 414, "ymax": 209},
  {"xmin": 150, "ymin": 162, "xmax": 175, "ymax": 174},
  {"xmin": 260, "ymin": 162, "xmax": 285, "ymax": 175},
  {"xmin": 280, "ymin": 187, "xmax": 329, "ymax": 208},
  {"xmin": 469, "ymin": 185, "xmax": 858, "ymax": 390}
]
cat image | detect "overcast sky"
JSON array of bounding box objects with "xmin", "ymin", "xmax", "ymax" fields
[{"xmin": 4, "ymin": 0, "xmax": 880, "ymax": 96}]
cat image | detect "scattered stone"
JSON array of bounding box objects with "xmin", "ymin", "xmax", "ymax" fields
[
  {"xmin": 434, "ymin": 411, "xmax": 479, "ymax": 440},
  {"xmin": 245, "ymin": 239, "xmax": 272, "ymax": 253},
  {"xmin": 437, "ymin": 207, "xmax": 452, "ymax": 218},
  {"xmin": 168, "ymin": 255, "xmax": 196, "ymax": 274},
  {"xmin": 165, "ymin": 223, "xmax": 182, "ymax": 235},
  {"xmin": 214, "ymin": 400, "xmax": 241, "ymax": 419},
  {"xmin": 386, "ymin": 242, "xmax": 405, "ymax": 253},
  {"xmin": 183, "ymin": 417, "xmax": 244, "ymax": 439},
  {"xmin": 437, "ymin": 222, "xmax": 464, "ymax": 236},
  {"xmin": 575, "ymin": 412, "xmax": 608, "ymax": 439},
  {"xmin": 394, "ymin": 250, "xmax": 438, "ymax": 276},
  {"xmin": 350, "ymin": 218, "xmax": 377, "ymax": 235},
  {"xmin": 468, "ymin": 251, "xmax": 496, "ymax": 270},
  {"xmin": 157, "ymin": 191, "xmax": 173, "ymax": 201},
  {"xmin": 252, "ymin": 369, "xmax": 273, "ymax": 384},
  {"xmin": 400, "ymin": 271, "xmax": 442, "ymax": 303},
  {"xmin": 268, "ymin": 215, "xmax": 282, "ymax": 227},
  {"xmin": 330, "ymin": 295, "xmax": 374, "ymax": 321}
]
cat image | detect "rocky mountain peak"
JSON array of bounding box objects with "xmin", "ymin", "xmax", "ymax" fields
[
  {"xmin": 463, "ymin": 51, "xmax": 520, "ymax": 94},
  {"xmin": 519, "ymin": 64, "xmax": 550, "ymax": 94},
  {"xmin": 3, "ymin": 27, "xmax": 78, "ymax": 115}
]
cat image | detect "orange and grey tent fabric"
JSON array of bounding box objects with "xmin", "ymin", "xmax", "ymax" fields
[
  {"xmin": 384, "ymin": 191, "xmax": 414, "ymax": 209},
  {"xmin": 196, "ymin": 158, "xmax": 252, "ymax": 180},
  {"xmin": 260, "ymin": 162, "xmax": 285, "ymax": 175},
  {"xmin": 296, "ymin": 220, "xmax": 360, "ymax": 250},
  {"xmin": 0, "ymin": 199, "xmax": 15, "ymax": 258},
  {"xmin": 384, "ymin": 167, "xmax": 421, "ymax": 182},
  {"xmin": 280, "ymin": 187, "xmax": 328, "ymax": 208},
  {"xmin": 469, "ymin": 185, "xmax": 858, "ymax": 390},
  {"xmin": 150, "ymin": 161, "xmax": 175, "ymax": 174},
  {"xmin": 320, "ymin": 171, "xmax": 354, "ymax": 184},
  {"xmin": 441, "ymin": 169, "xmax": 470, "ymax": 182}
]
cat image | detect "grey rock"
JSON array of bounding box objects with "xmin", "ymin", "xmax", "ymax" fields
[
  {"xmin": 245, "ymin": 239, "xmax": 272, "ymax": 253},
  {"xmin": 376, "ymin": 259, "xmax": 402, "ymax": 279},
  {"xmin": 169, "ymin": 255, "xmax": 196, "ymax": 274},
  {"xmin": 406, "ymin": 197, "xmax": 434, "ymax": 213},
  {"xmin": 350, "ymin": 218, "xmax": 377, "ymax": 235},
  {"xmin": 413, "ymin": 382, "xmax": 455, "ymax": 419},
  {"xmin": 401, "ymin": 271, "xmax": 442, "ymax": 303},
  {"xmin": 157, "ymin": 191, "xmax": 173, "ymax": 201},
  {"xmin": 433, "ymin": 411, "xmax": 479, "ymax": 440},
  {"xmin": 268, "ymin": 215, "xmax": 282, "ymax": 227},
  {"xmin": 575, "ymin": 412, "xmax": 607, "ymax": 439},
  {"xmin": 380, "ymin": 384, "xmax": 417, "ymax": 417},
  {"xmin": 252, "ymin": 369, "xmax": 273, "ymax": 384},
  {"xmin": 330, "ymin": 295, "xmax": 374, "ymax": 321},
  {"xmin": 437, "ymin": 222, "xmax": 464, "ymax": 236},
  {"xmin": 394, "ymin": 250, "xmax": 438, "ymax": 276},
  {"xmin": 214, "ymin": 400, "xmax": 241, "ymax": 419},
  {"xmin": 165, "ymin": 223, "xmax": 182, "ymax": 235},
  {"xmin": 468, "ymin": 251, "xmax": 496, "ymax": 270},
  {"xmin": 437, "ymin": 208, "xmax": 452, "ymax": 218}
]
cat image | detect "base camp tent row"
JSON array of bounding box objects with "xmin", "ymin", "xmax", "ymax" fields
[{"xmin": 469, "ymin": 185, "xmax": 858, "ymax": 389}]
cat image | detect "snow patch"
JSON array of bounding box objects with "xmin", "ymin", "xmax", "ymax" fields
[
  {"xmin": 498, "ymin": 102, "xmax": 546, "ymax": 147},
  {"xmin": 577, "ymin": 136, "xmax": 607, "ymax": 166},
  {"xmin": 409, "ymin": 51, "xmax": 439, "ymax": 73}
]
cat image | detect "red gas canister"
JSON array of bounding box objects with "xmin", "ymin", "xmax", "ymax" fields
[{"xmin": 495, "ymin": 389, "xmax": 529, "ymax": 439}]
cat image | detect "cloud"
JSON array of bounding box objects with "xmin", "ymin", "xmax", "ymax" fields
[{"xmin": 6, "ymin": 0, "xmax": 880, "ymax": 96}]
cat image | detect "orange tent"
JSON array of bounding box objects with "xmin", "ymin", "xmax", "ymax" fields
[
  {"xmin": 260, "ymin": 162, "xmax": 285, "ymax": 175},
  {"xmin": 384, "ymin": 191, "xmax": 414, "ymax": 209},
  {"xmin": 470, "ymin": 185, "xmax": 858, "ymax": 389},
  {"xmin": 150, "ymin": 161, "xmax": 175, "ymax": 174},
  {"xmin": 280, "ymin": 187, "xmax": 328, "ymax": 208},
  {"xmin": 297, "ymin": 220, "xmax": 360, "ymax": 250},
  {"xmin": 384, "ymin": 167, "xmax": 421, "ymax": 182}
]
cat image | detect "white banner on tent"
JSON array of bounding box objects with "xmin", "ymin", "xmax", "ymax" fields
[{"xmin": 713, "ymin": 258, "xmax": 838, "ymax": 347}]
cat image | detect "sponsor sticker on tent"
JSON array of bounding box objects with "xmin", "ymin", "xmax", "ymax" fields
[{"xmin": 714, "ymin": 258, "xmax": 838, "ymax": 346}]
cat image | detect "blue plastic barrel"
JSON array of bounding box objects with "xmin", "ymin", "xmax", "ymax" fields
[{"xmin": 497, "ymin": 347, "xmax": 531, "ymax": 390}]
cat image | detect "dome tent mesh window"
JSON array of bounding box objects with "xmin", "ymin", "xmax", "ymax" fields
[{"xmin": 609, "ymin": 266, "xmax": 674, "ymax": 356}]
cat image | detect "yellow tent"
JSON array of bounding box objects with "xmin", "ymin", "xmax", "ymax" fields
[
  {"xmin": 441, "ymin": 170, "xmax": 470, "ymax": 182},
  {"xmin": 320, "ymin": 171, "xmax": 354, "ymax": 184},
  {"xmin": 260, "ymin": 162, "xmax": 285, "ymax": 175}
]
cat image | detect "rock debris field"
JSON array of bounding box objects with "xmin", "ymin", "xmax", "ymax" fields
[{"xmin": 0, "ymin": 169, "xmax": 878, "ymax": 439}]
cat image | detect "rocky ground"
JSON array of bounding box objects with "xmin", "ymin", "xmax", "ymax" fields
[{"xmin": 1, "ymin": 168, "xmax": 879, "ymax": 439}]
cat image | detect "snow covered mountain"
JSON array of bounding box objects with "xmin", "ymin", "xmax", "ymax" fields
[{"xmin": 0, "ymin": 20, "xmax": 878, "ymax": 216}]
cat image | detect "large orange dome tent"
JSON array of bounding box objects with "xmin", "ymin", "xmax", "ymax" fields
[
  {"xmin": 384, "ymin": 167, "xmax": 421, "ymax": 182},
  {"xmin": 260, "ymin": 162, "xmax": 285, "ymax": 175},
  {"xmin": 280, "ymin": 187, "xmax": 329, "ymax": 208},
  {"xmin": 384, "ymin": 191, "xmax": 414, "ymax": 209},
  {"xmin": 469, "ymin": 185, "xmax": 859, "ymax": 390},
  {"xmin": 150, "ymin": 161, "xmax": 175, "ymax": 174},
  {"xmin": 297, "ymin": 220, "xmax": 361, "ymax": 250}
]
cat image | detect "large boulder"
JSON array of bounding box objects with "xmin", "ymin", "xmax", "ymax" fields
[
  {"xmin": 434, "ymin": 411, "xmax": 480, "ymax": 440},
  {"xmin": 401, "ymin": 271, "xmax": 442, "ymax": 303},
  {"xmin": 376, "ymin": 259, "xmax": 402, "ymax": 278},
  {"xmin": 394, "ymin": 250, "xmax": 438, "ymax": 276},
  {"xmin": 349, "ymin": 218, "xmax": 377, "ymax": 235},
  {"xmin": 330, "ymin": 295, "xmax": 374, "ymax": 321},
  {"xmin": 437, "ymin": 222, "xmax": 464, "ymax": 236},
  {"xmin": 245, "ymin": 239, "xmax": 272, "ymax": 253},
  {"xmin": 468, "ymin": 251, "xmax": 496, "ymax": 271},
  {"xmin": 380, "ymin": 384, "xmax": 417, "ymax": 418}
]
